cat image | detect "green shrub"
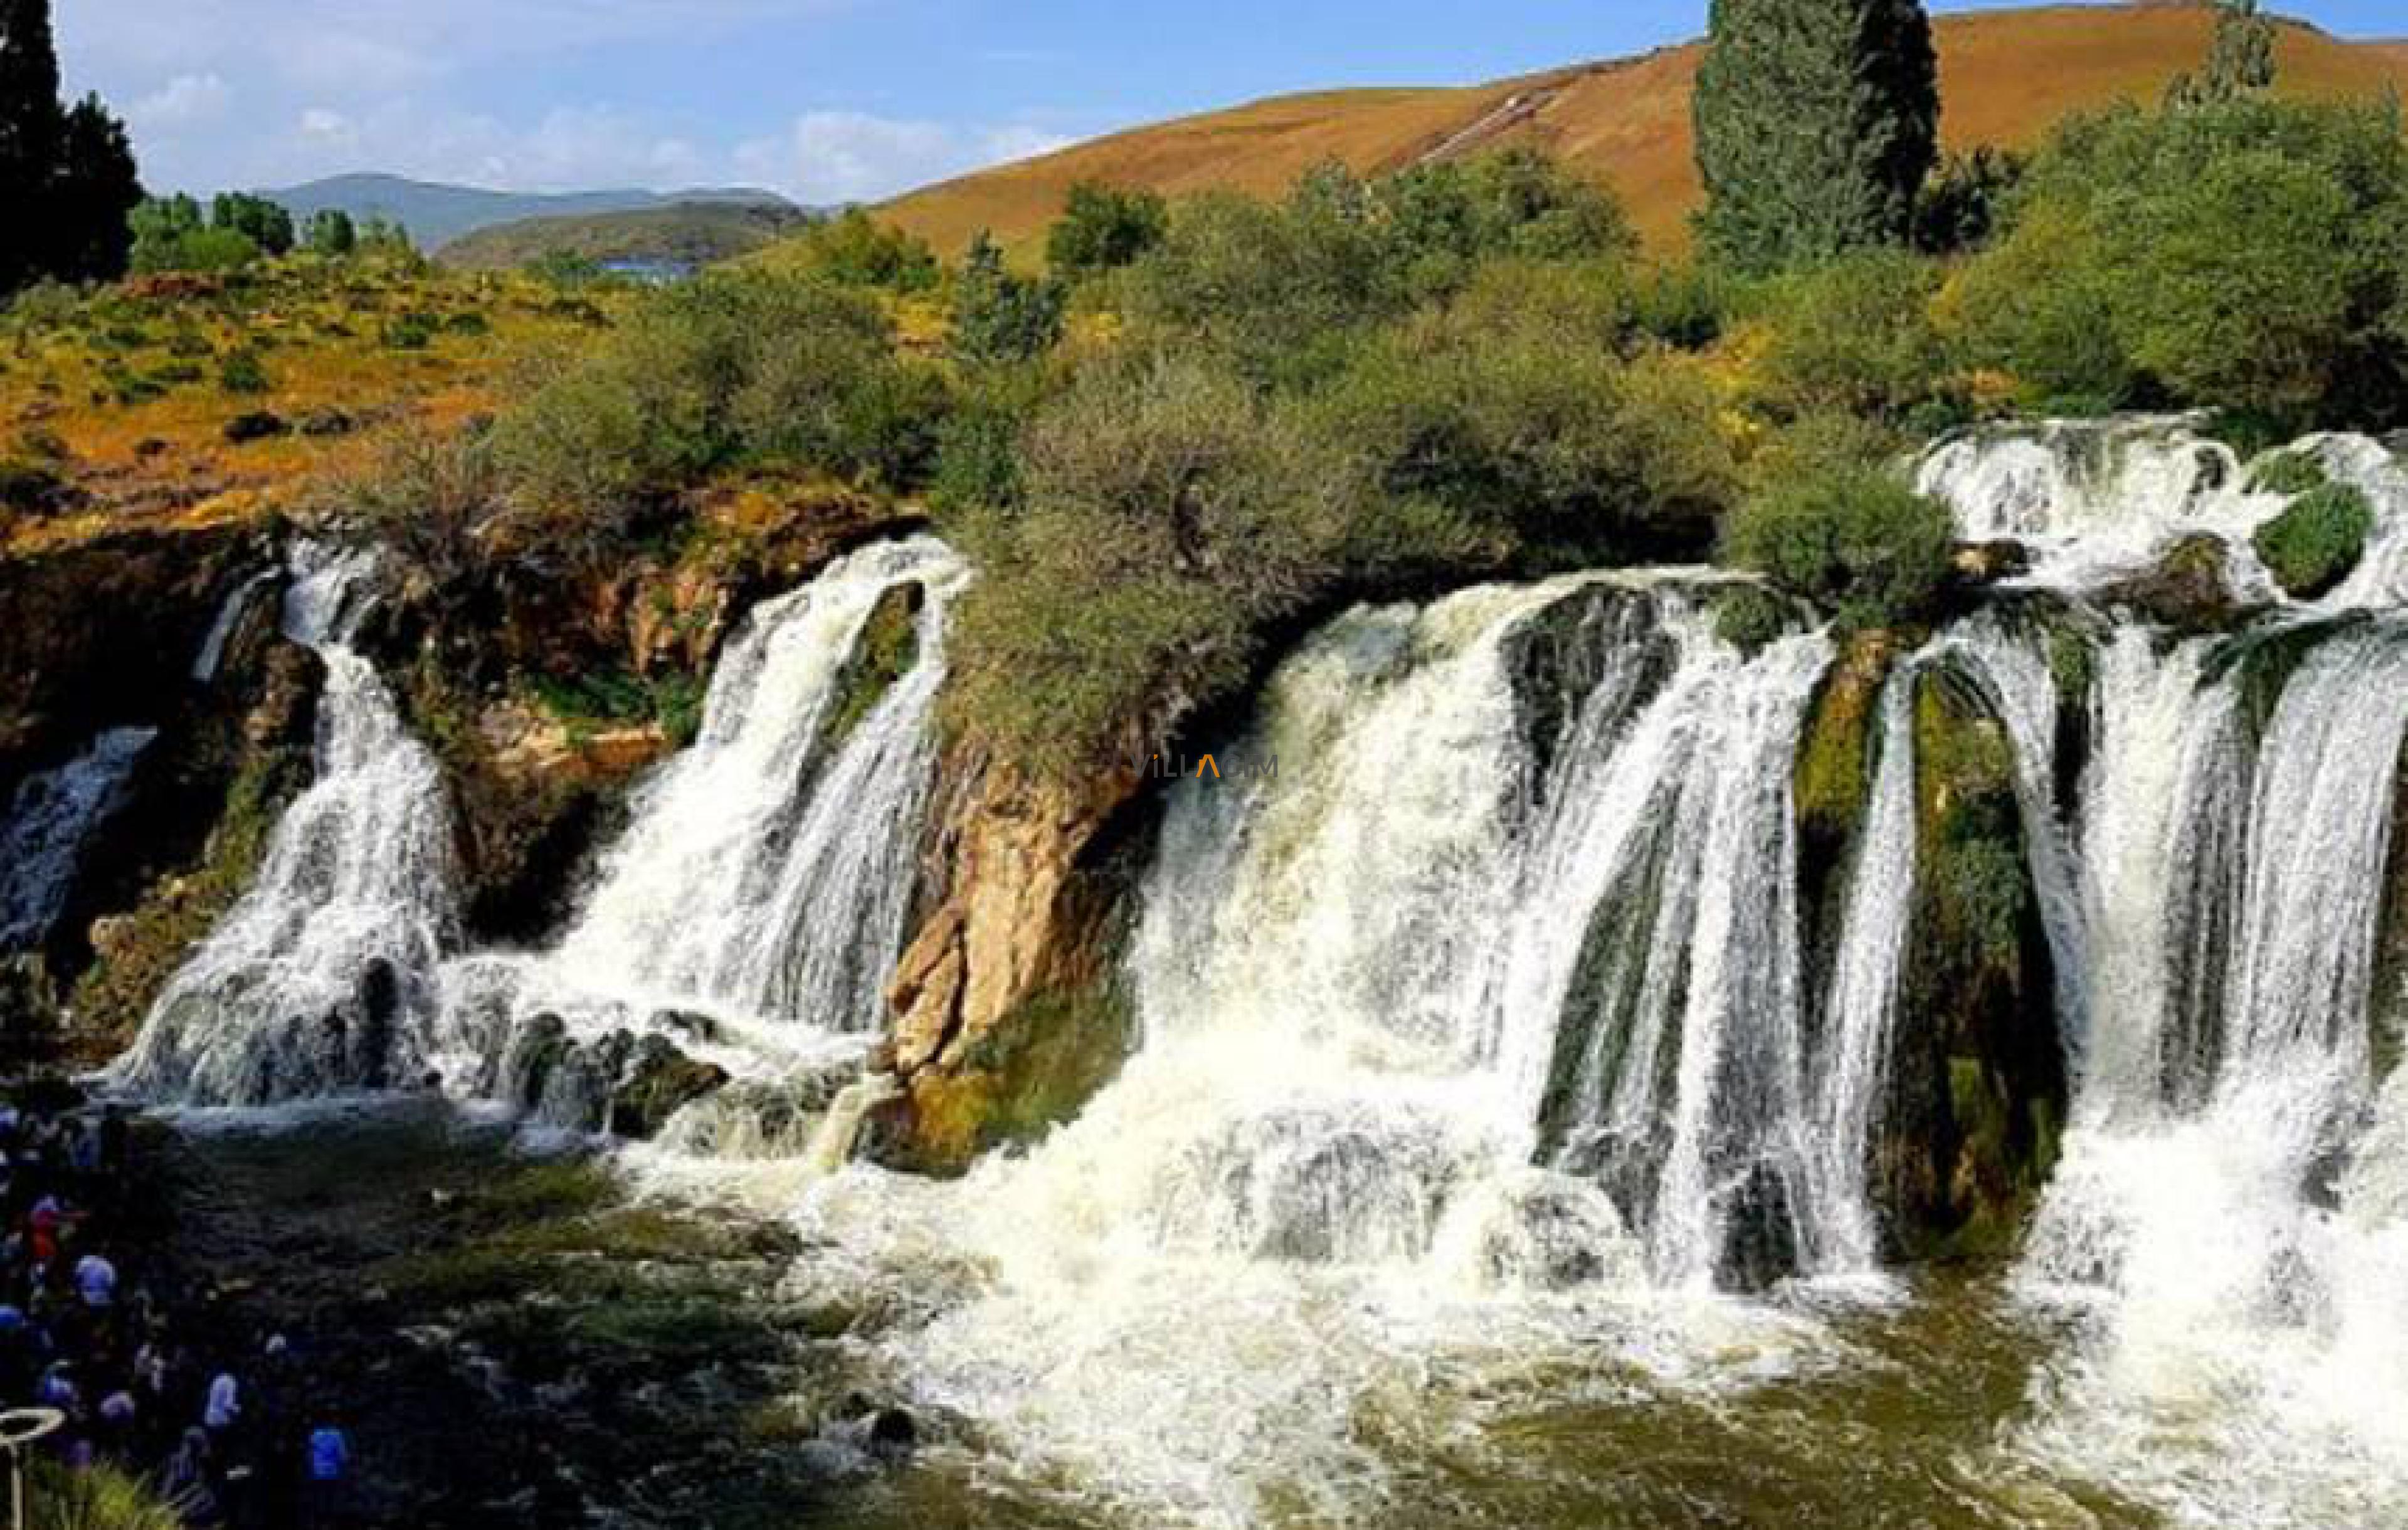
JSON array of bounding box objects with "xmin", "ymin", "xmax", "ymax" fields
[
  {"xmin": 216, "ymin": 345, "xmax": 271, "ymax": 394},
  {"xmin": 1755, "ymin": 247, "xmax": 1950, "ymax": 422},
  {"xmin": 381, "ymin": 310, "xmax": 439, "ymax": 349},
  {"xmin": 1713, "ymin": 584, "xmax": 1797, "ymax": 652},
  {"xmin": 2252, "ymin": 482, "xmax": 2374, "ymax": 598},
  {"xmin": 1047, "ymin": 182, "xmax": 1170, "ymax": 279},
  {"xmin": 774, "ymin": 209, "xmax": 939, "ymax": 292},
  {"xmin": 944, "ymin": 354, "xmax": 1361, "ymax": 768},
  {"xmin": 1723, "ymin": 455, "xmax": 1956, "ymax": 630}
]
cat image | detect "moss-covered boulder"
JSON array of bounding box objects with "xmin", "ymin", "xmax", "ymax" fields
[
  {"xmin": 2097, "ymin": 532, "xmax": 2245, "ymax": 631},
  {"xmin": 823, "ymin": 583, "xmax": 924, "ymax": 754},
  {"xmin": 609, "ymin": 1034, "xmax": 731, "ymax": 1141},
  {"xmin": 1874, "ymin": 664, "xmax": 2066, "ymax": 1260},
  {"xmin": 2253, "ymin": 484, "xmax": 2375, "ymax": 600}
]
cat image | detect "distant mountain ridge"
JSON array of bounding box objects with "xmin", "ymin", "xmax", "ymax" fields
[
  {"xmin": 436, "ymin": 201, "xmax": 819, "ymax": 272},
  {"xmin": 260, "ymin": 172, "xmax": 795, "ymax": 250}
]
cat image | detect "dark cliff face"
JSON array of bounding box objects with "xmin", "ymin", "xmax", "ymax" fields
[
  {"xmin": 0, "ymin": 527, "xmax": 325, "ymax": 1062},
  {"xmin": 0, "ymin": 522, "xmax": 272, "ymax": 788}
]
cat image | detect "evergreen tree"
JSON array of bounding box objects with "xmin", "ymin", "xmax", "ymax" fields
[
  {"xmin": 0, "ymin": 0, "xmax": 140, "ymax": 291},
  {"xmin": 0, "ymin": 0, "xmax": 67, "ymax": 290},
  {"xmin": 1692, "ymin": 0, "xmax": 1938, "ymax": 275},
  {"xmin": 951, "ymin": 231, "xmax": 1065, "ymax": 365},
  {"xmin": 2167, "ymin": 1, "xmax": 2278, "ymax": 110},
  {"xmin": 46, "ymin": 95, "xmax": 141, "ymax": 281}
]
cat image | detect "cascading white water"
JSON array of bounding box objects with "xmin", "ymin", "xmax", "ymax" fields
[
  {"xmin": 1918, "ymin": 415, "xmax": 2408, "ymax": 615},
  {"xmin": 798, "ymin": 574, "xmax": 1859, "ymax": 1524},
  {"xmin": 1919, "ymin": 423, "xmax": 2408, "ymax": 1524},
  {"xmin": 110, "ymin": 544, "xmax": 460, "ymax": 1105},
  {"xmin": 1803, "ymin": 660, "xmax": 1920, "ymax": 1274},
  {"xmin": 0, "ymin": 726, "xmax": 156, "ymax": 952},
  {"xmin": 441, "ymin": 536, "xmax": 969, "ymax": 1124}
]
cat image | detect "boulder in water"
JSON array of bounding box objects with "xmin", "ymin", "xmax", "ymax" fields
[
  {"xmin": 1716, "ymin": 1163, "xmax": 1802, "ymax": 1293},
  {"xmin": 500, "ymin": 1013, "xmax": 573, "ymax": 1111},
  {"xmin": 607, "ymin": 1034, "xmax": 729, "ymax": 1141},
  {"xmin": 2096, "ymin": 533, "xmax": 2244, "ymax": 630},
  {"xmin": 1951, "ymin": 539, "xmax": 2033, "ymax": 586}
]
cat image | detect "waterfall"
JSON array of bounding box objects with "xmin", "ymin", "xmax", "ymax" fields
[
  {"xmin": 453, "ymin": 536, "xmax": 969, "ymax": 1114},
  {"xmin": 2014, "ymin": 621, "xmax": 2408, "ymax": 1517},
  {"xmin": 110, "ymin": 544, "xmax": 460, "ymax": 1105},
  {"xmin": 1918, "ymin": 415, "xmax": 2408, "ymax": 613},
  {"xmin": 800, "ymin": 574, "xmax": 1868, "ymax": 1524},
  {"xmin": 1803, "ymin": 660, "xmax": 1920, "ymax": 1273},
  {"xmin": 192, "ymin": 569, "xmax": 278, "ymax": 684},
  {"xmin": 0, "ymin": 727, "xmax": 156, "ymax": 952}
]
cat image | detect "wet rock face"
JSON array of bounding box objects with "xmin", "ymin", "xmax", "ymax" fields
[
  {"xmin": 1717, "ymin": 1164, "xmax": 1801, "ymax": 1295},
  {"xmin": 497, "ymin": 1015, "xmax": 730, "ymax": 1141},
  {"xmin": 0, "ymin": 524, "xmax": 267, "ymax": 784},
  {"xmin": 610, "ymin": 1034, "xmax": 731, "ymax": 1141},
  {"xmin": 2096, "ymin": 532, "xmax": 2247, "ymax": 631},
  {"xmin": 884, "ymin": 756, "xmax": 1143, "ymax": 1174},
  {"xmin": 1952, "ymin": 539, "xmax": 2033, "ymax": 586}
]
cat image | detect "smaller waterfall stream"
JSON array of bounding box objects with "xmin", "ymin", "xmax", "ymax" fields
[
  {"xmin": 0, "ymin": 727, "xmax": 156, "ymax": 953},
  {"xmin": 440, "ymin": 536, "xmax": 969, "ymax": 1137},
  {"xmin": 112, "ymin": 544, "xmax": 459, "ymax": 1105}
]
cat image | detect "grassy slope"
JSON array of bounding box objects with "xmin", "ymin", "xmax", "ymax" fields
[
  {"xmin": 870, "ymin": 4, "xmax": 2408, "ymax": 260},
  {"xmin": 0, "ymin": 263, "xmax": 624, "ymax": 556},
  {"xmin": 437, "ymin": 201, "xmax": 816, "ymax": 272}
]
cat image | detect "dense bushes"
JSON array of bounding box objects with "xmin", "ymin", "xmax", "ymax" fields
[
  {"xmin": 1723, "ymin": 431, "xmax": 1955, "ymax": 630},
  {"xmin": 1953, "ymin": 97, "xmax": 2408, "ymax": 425},
  {"xmin": 490, "ymin": 272, "xmax": 946, "ymax": 514}
]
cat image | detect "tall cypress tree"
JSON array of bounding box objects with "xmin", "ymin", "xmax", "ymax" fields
[
  {"xmin": 1692, "ymin": 0, "xmax": 1939, "ymax": 275},
  {"xmin": 0, "ymin": 0, "xmax": 66, "ymax": 290},
  {"xmin": 2167, "ymin": 1, "xmax": 2278, "ymax": 110},
  {"xmin": 0, "ymin": 0, "xmax": 140, "ymax": 292}
]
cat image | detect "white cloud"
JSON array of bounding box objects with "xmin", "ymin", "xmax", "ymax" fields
[
  {"xmin": 130, "ymin": 72, "xmax": 232, "ymax": 130},
  {"xmin": 52, "ymin": 0, "xmax": 1081, "ymax": 203},
  {"xmin": 741, "ymin": 112, "xmax": 1077, "ymax": 204}
]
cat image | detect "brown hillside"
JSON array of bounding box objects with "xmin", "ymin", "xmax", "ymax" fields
[{"xmin": 869, "ymin": 3, "xmax": 2408, "ymax": 261}]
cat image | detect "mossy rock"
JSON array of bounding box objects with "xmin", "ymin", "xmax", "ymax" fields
[
  {"xmin": 2245, "ymin": 448, "xmax": 2329, "ymax": 497},
  {"xmin": 889, "ymin": 984, "xmax": 1134, "ymax": 1174},
  {"xmin": 822, "ymin": 582, "xmax": 924, "ymax": 753},
  {"xmin": 1871, "ymin": 665, "xmax": 2066, "ymax": 1262},
  {"xmin": 2253, "ymin": 484, "xmax": 2375, "ymax": 600},
  {"xmin": 1793, "ymin": 628, "xmax": 1897, "ymax": 979},
  {"xmin": 2096, "ymin": 533, "xmax": 2244, "ymax": 631}
]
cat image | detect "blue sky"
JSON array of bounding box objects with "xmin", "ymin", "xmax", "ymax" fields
[{"xmin": 53, "ymin": 2, "xmax": 2405, "ymax": 202}]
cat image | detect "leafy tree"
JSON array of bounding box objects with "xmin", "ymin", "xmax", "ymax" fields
[
  {"xmin": 2167, "ymin": 1, "xmax": 2277, "ymax": 110},
  {"xmin": 1692, "ymin": 0, "xmax": 1939, "ymax": 274},
  {"xmin": 1045, "ymin": 182, "xmax": 1168, "ymax": 278},
  {"xmin": 210, "ymin": 192, "xmax": 294, "ymax": 256},
  {"xmin": 1956, "ymin": 97, "xmax": 2408, "ymax": 423},
  {"xmin": 356, "ymin": 214, "xmax": 414, "ymax": 256},
  {"xmin": 950, "ymin": 232, "xmax": 1065, "ymax": 366},
  {"xmin": 303, "ymin": 208, "xmax": 357, "ymax": 257}
]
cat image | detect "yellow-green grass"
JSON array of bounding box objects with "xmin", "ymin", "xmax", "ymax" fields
[{"xmin": 1, "ymin": 259, "xmax": 629, "ymax": 556}]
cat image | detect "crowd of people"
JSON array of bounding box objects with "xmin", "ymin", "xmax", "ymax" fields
[{"xmin": 0, "ymin": 1092, "xmax": 353, "ymax": 1526}]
